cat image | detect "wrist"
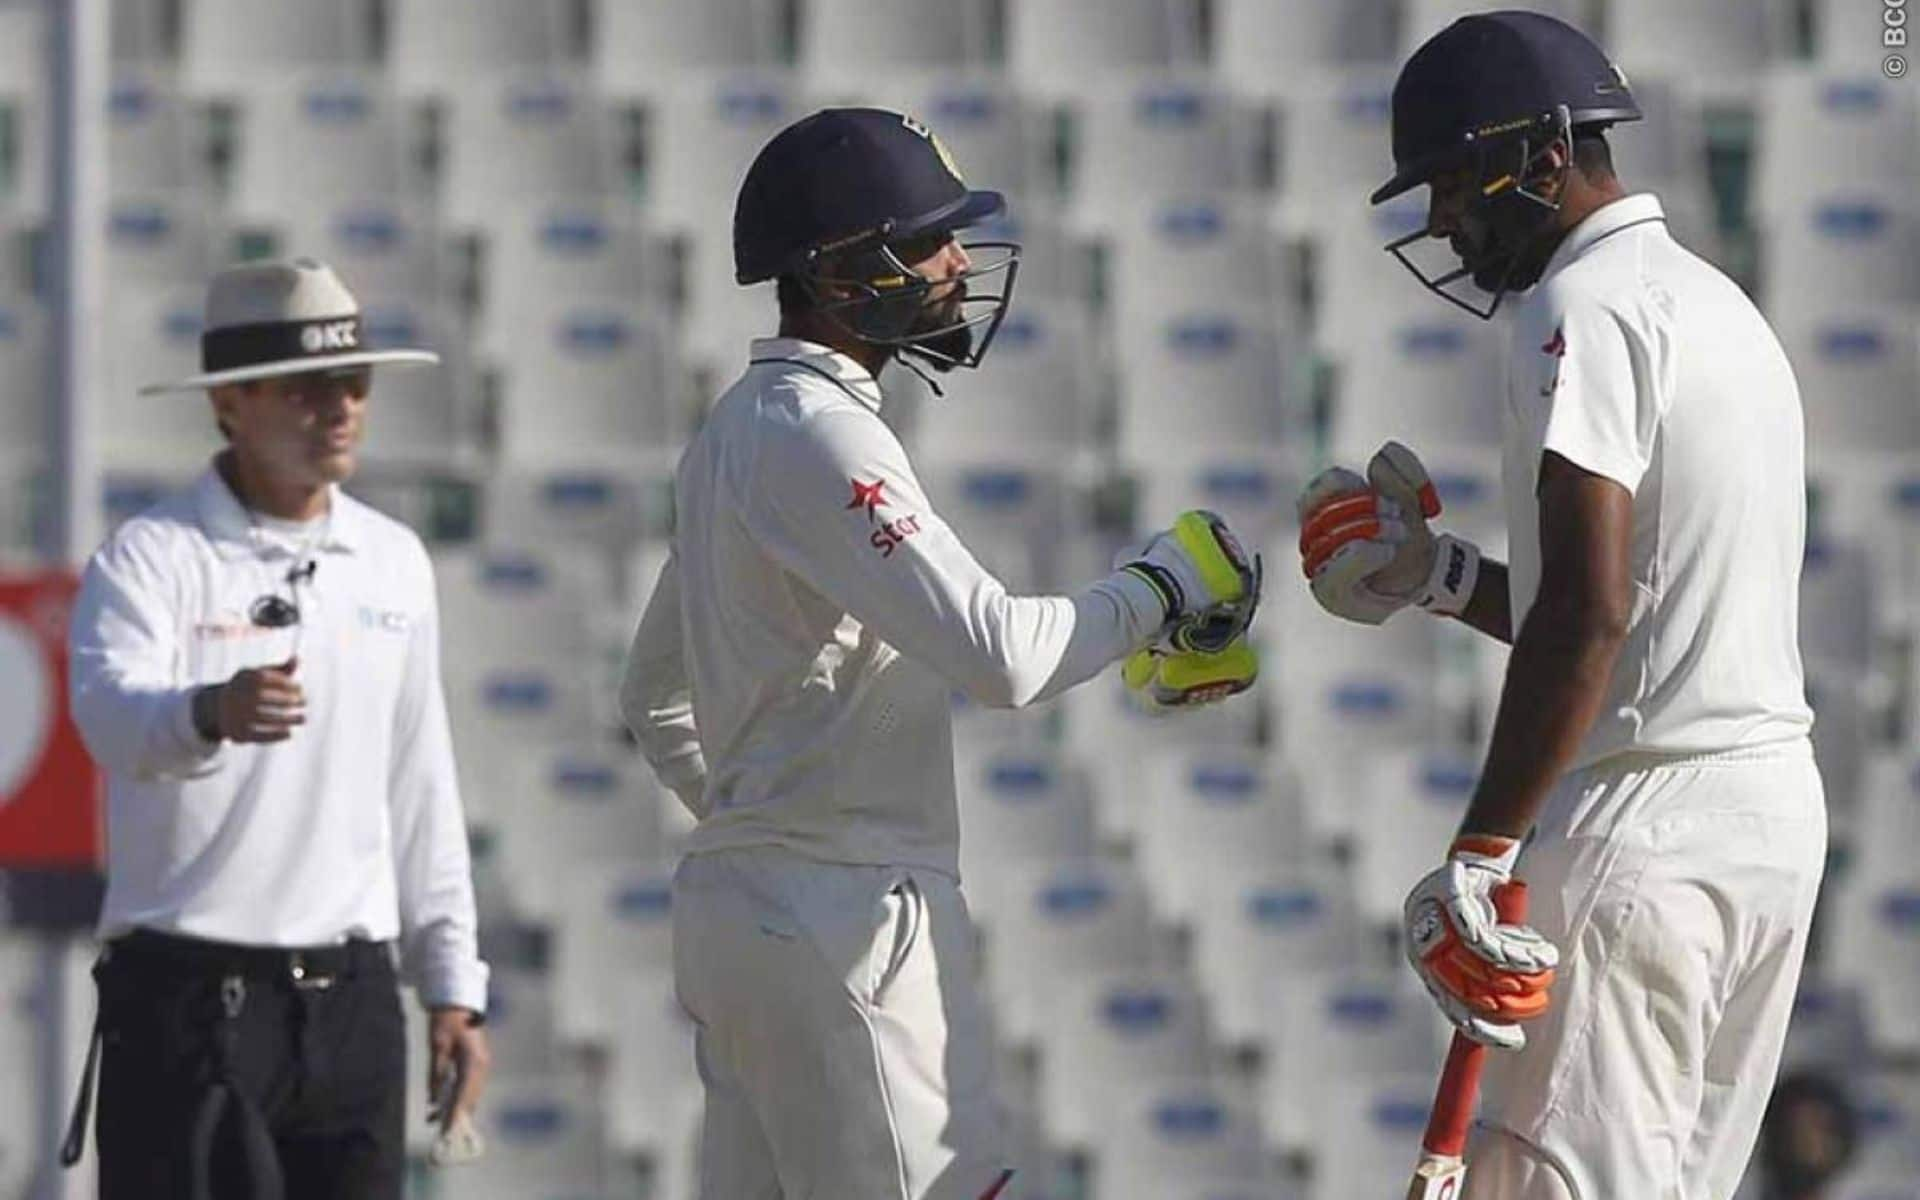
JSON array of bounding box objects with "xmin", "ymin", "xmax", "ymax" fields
[
  {"xmin": 190, "ymin": 685, "xmax": 225, "ymax": 743},
  {"xmin": 1416, "ymin": 534, "xmax": 1481, "ymax": 617},
  {"xmin": 1449, "ymin": 833, "xmax": 1521, "ymax": 876}
]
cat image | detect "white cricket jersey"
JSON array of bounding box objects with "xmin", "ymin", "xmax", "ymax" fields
[
  {"xmin": 621, "ymin": 337, "xmax": 1166, "ymax": 877},
  {"xmin": 69, "ymin": 466, "xmax": 489, "ymax": 1012},
  {"xmin": 1502, "ymin": 193, "xmax": 1814, "ymax": 768}
]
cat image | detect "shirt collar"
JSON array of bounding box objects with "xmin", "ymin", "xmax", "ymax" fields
[
  {"xmin": 1539, "ymin": 192, "xmax": 1666, "ymax": 286},
  {"xmin": 749, "ymin": 337, "xmax": 885, "ymax": 413},
  {"xmin": 194, "ymin": 462, "xmax": 365, "ymax": 561}
]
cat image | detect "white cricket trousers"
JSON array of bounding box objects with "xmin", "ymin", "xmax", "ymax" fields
[
  {"xmin": 1466, "ymin": 739, "xmax": 1827, "ymax": 1200},
  {"xmin": 672, "ymin": 846, "xmax": 1014, "ymax": 1200}
]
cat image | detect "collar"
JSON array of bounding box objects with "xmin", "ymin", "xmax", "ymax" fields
[
  {"xmin": 748, "ymin": 337, "xmax": 885, "ymax": 414},
  {"xmin": 193, "ymin": 462, "xmax": 365, "ymax": 562},
  {"xmin": 1538, "ymin": 192, "xmax": 1666, "ymax": 286}
]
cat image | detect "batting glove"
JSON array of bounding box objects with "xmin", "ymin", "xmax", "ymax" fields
[
  {"xmin": 1297, "ymin": 441, "xmax": 1480, "ymax": 625},
  {"xmin": 1122, "ymin": 633, "xmax": 1260, "ymax": 711},
  {"xmin": 1120, "ymin": 509, "xmax": 1263, "ymax": 633},
  {"xmin": 1403, "ymin": 834, "xmax": 1559, "ymax": 1051}
]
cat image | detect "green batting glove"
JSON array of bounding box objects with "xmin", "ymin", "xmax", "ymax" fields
[{"xmin": 1123, "ymin": 634, "xmax": 1261, "ymax": 711}]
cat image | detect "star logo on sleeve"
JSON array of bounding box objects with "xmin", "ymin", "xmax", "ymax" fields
[{"xmin": 847, "ymin": 477, "xmax": 889, "ymax": 522}]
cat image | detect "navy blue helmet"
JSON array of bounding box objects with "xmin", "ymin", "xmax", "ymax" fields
[
  {"xmin": 733, "ymin": 107, "xmax": 1020, "ymax": 371},
  {"xmin": 1373, "ymin": 10, "xmax": 1640, "ymax": 318}
]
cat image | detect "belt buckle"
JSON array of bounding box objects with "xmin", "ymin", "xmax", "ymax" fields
[{"xmin": 288, "ymin": 953, "xmax": 336, "ymax": 992}]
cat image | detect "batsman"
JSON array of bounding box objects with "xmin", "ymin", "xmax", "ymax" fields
[
  {"xmin": 1298, "ymin": 13, "xmax": 1826, "ymax": 1198},
  {"xmin": 620, "ymin": 108, "xmax": 1260, "ymax": 1198}
]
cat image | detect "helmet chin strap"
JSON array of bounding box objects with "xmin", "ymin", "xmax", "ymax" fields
[{"xmin": 891, "ymin": 349, "xmax": 946, "ymax": 397}]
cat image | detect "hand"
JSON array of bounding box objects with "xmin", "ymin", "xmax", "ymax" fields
[
  {"xmin": 427, "ymin": 1007, "xmax": 491, "ymax": 1159},
  {"xmin": 1120, "ymin": 509, "xmax": 1262, "ymax": 629},
  {"xmin": 1403, "ymin": 835, "xmax": 1559, "ymax": 1050},
  {"xmin": 1297, "ymin": 442, "xmax": 1479, "ymax": 624},
  {"xmin": 207, "ymin": 657, "xmax": 305, "ymax": 743},
  {"xmin": 1122, "ymin": 633, "xmax": 1260, "ymax": 710}
]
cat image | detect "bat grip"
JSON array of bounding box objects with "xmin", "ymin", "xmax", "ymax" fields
[{"xmin": 1420, "ymin": 879, "xmax": 1530, "ymax": 1158}]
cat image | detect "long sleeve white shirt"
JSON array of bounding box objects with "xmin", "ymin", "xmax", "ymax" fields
[
  {"xmin": 68, "ymin": 467, "xmax": 489, "ymax": 1012},
  {"xmin": 621, "ymin": 338, "xmax": 1167, "ymax": 877}
]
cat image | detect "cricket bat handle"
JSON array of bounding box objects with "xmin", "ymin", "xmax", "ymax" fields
[{"xmin": 1406, "ymin": 880, "xmax": 1530, "ymax": 1199}]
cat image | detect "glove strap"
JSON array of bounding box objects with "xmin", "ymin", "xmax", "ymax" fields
[
  {"xmin": 1416, "ymin": 534, "xmax": 1481, "ymax": 618},
  {"xmin": 1120, "ymin": 561, "xmax": 1184, "ymax": 623}
]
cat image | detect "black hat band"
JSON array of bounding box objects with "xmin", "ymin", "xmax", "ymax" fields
[{"xmin": 201, "ymin": 315, "xmax": 364, "ymax": 374}]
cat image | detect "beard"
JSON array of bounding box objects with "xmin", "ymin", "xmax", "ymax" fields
[{"xmin": 897, "ymin": 285, "xmax": 975, "ymax": 371}]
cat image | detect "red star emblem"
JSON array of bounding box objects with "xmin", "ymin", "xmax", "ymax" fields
[
  {"xmin": 846, "ymin": 477, "xmax": 889, "ymax": 521},
  {"xmin": 1541, "ymin": 327, "xmax": 1567, "ymax": 357}
]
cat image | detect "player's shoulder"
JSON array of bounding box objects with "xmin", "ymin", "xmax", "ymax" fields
[
  {"xmin": 746, "ymin": 362, "xmax": 898, "ymax": 460},
  {"xmin": 90, "ymin": 481, "xmax": 205, "ymax": 576}
]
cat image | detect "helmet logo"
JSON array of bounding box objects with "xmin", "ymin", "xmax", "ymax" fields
[{"xmin": 899, "ymin": 111, "xmax": 965, "ymax": 184}]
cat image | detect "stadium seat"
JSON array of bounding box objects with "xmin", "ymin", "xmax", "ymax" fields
[
  {"xmin": 386, "ymin": 0, "xmax": 573, "ymax": 100},
  {"xmin": 1135, "ymin": 746, "xmax": 1308, "ymax": 926},
  {"xmin": 0, "ymin": 935, "xmax": 36, "ymax": 1199},
  {"xmin": 1189, "ymin": 866, "xmax": 1364, "ymax": 1048},
  {"xmin": 1762, "ymin": 195, "xmax": 1920, "ymax": 327},
  {"xmin": 483, "ymin": 468, "xmax": 658, "ymax": 562},
  {"xmin": 640, "ymin": 71, "xmax": 797, "ymax": 235},
  {"xmin": 105, "ymin": 195, "xmax": 217, "ymax": 289},
  {"xmin": 958, "ymin": 203, "xmax": 1093, "ymax": 305},
  {"xmin": 1036, "ymin": 966, "xmax": 1214, "ymax": 1149},
  {"xmin": 1089, "ymin": 1082, "xmax": 1275, "ymax": 1200},
  {"xmin": 1813, "ymin": 0, "xmax": 1905, "ymax": 67},
  {"xmin": 1306, "ymin": 1073, "xmax": 1447, "ymax": 1200},
  {"xmin": 0, "ymin": 294, "xmax": 46, "ymax": 457},
  {"xmin": 108, "ymin": 74, "xmax": 210, "ymax": 198},
  {"xmin": 0, "ymin": 7, "xmax": 47, "ymax": 219},
  {"xmin": 1069, "ymin": 78, "xmax": 1247, "ymax": 232},
  {"xmin": 917, "ymin": 460, "xmax": 1086, "ymax": 593},
  {"xmin": 1754, "ymin": 72, "xmax": 1920, "ymax": 221},
  {"xmin": 1601, "ymin": 0, "xmax": 1789, "ymax": 98},
  {"xmin": 551, "ymin": 858, "xmax": 679, "ymax": 1046},
  {"xmin": 496, "ymin": 745, "xmax": 666, "ymax": 924},
  {"xmin": 1311, "ymin": 194, "xmax": 1435, "ymax": 357},
  {"xmin": 1127, "ymin": 448, "xmax": 1303, "ymax": 554},
  {"xmin": 800, "ymin": 0, "xmax": 990, "ymax": 86},
  {"xmin": 439, "ymin": 75, "xmax": 620, "ymax": 233},
  {"xmin": 352, "ymin": 301, "xmax": 476, "ymax": 470},
  {"xmin": 1354, "ymin": 749, "xmax": 1477, "ymax": 928},
  {"xmin": 230, "ymin": 74, "xmax": 412, "ymax": 225},
  {"xmin": 495, "ymin": 305, "xmax": 680, "ymax": 468},
  {"xmin": 605, "ymin": 968, "xmax": 704, "ymax": 1163},
  {"xmin": 1108, "ymin": 196, "xmax": 1297, "ymax": 337},
  {"xmin": 1327, "ymin": 308, "xmax": 1505, "ymax": 459},
  {"xmin": 590, "ymin": 0, "xmax": 780, "ymax": 100},
  {"xmin": 955, "ymin": 742, "xmax": 1098, "ymax": 921},
  {"xmin": 1114, "ymin": 313, "xmax": 1302, "ymax": 458},
  {"xmin": 1800, "ymin": 539, "xmax": 1878, "ymax": 675},
  {"xmin": 983, "ymin": 859, "xmax": 1160, "ymax": 1047},
  {"xmin": 444, "ymin": 665, "xmax": 602, "ymax": 828},
  {"xmin": 1270, "ymin": 589, "xmax": 1445, "ymax": 841},
  {"xmin": 1005, "ymin": 0, "xmax": 1198, "ymax": 99},
  {"xmin": 1213, "ymin": 0, "xmax": 1393, "ymax": 91},
  {"xmin": 1258, "ymin": 972, "xmax": 1444, "ymax": 1156},
  {"xmin": 179, "ymin": 0, "xmax": 370, "ymax": 97},
  {"xmin": 809, "ymin": 75, "xmax": 1043, "ymax": 202},
  {"xmin": 461, "ymin": 1072, "xmax": 608, "ymax": 1199},
  {"xmin": 1780, "ymin": 982, "xmax": 1873, "ymax": 1074},
  {"xmin": 1271, "ymin": 66, "xmax": 1398, "ymax": 218},
  {"xmin": 436, "ymin": 546, "xmax": 606, "ymax": 668},
  {"xmin": 102, "ymin": 285, "xmax": 222, "ymax": 475},
  {"xmin": 270, "ymin": 203, "xmax": 447, "ymax": 308},
  {"xmin": 912, "ymin": 300, "xmax": 1096, "ymax": 465},
  {"xmin": 474, "ymin": 201, "xmax": 667, "ymax": 362},
  {"xmin": 1775, "ymin": 310, "xmax": 1920, "ymax": 458},
  {"xmin": 1848, "ymin": 1070, "xmax": 1920, "ymax": 1183},
  {"xmin": 1400, "ymin": 0, "xmax": 1591, "ymax": 53},
  {"xmin": 111, "ymin": 0, "xmax": 170, "ymax": 64}
]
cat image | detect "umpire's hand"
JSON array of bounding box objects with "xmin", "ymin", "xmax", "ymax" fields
[
  {"xmin": 200, "ymin": 657, "xmax": 306, "ymax": 742},
  {"xmin": 428, "ymin": 1007, "xmax": 492, "ymax": 1148}
]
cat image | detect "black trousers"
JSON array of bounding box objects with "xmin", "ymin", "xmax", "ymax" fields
[{"xmin": 92, "ymin": 931, "xmax": 406, "ymax": 1200}]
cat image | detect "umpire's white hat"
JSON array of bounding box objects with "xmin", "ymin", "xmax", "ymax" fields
[{"xmin": 139, "ymin": 257, "xmax": 439, "ymax": 395}]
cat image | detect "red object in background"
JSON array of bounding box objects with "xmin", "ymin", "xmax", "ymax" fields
[{"xmin": 0, "ymin": 571, "xmax": 102, "ymax": 868}]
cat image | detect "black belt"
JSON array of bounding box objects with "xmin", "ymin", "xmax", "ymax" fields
[{"xmin": 106, "ymin": 929, "xmax": 395, "ymax": 990}]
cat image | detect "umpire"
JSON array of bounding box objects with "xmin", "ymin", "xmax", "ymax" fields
[{"xmin": 62, "ymin": 259, "xmax": 491, "ymax": 1198}]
